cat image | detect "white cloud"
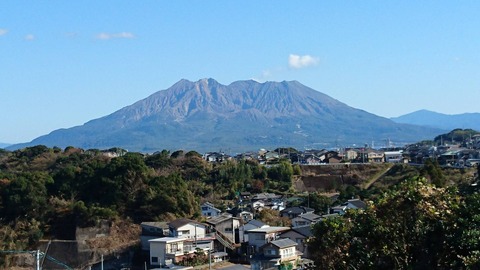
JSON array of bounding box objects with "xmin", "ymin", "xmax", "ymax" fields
[
  {"xmin": 24, "ymin": 34, "xmax": 35, "ymax": 41},
  {"xmin": 288, "ymin": 54, "xmax": 319, "ymax": 69},
  {"xmin": 96, "ymin": 32, "xmax": 135, "ymax": 40},
  {"xmin": 0, "ymin": 29, "xmax": 7, "ymax": 36}
]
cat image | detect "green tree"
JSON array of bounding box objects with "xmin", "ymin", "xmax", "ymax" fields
[
  {"xmin": 145, "ymin": 149, "xmax": 172, "ymax": 170},
  {"xmin": 309, "ymin": 177, "xmax": 472, "ymax": 269},
  {"xmin": 421, "ymin": 158, "xmax": 446, "ymax": 187},
  {"xmin": 302, "ymin": 193, "xmax": 332, "ymax": 214},
  {"xmin": 267, "ymin": 160, "xmax": 293, "ymax": 191},
  {"xmin": 0, "ymin": 172, "xmax": 52, "ymax": 221}
]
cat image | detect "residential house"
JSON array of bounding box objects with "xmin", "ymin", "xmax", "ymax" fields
[
  {"xmin": 280, "ymin": 225, "xmax": 313, "ymax": 258},
  {"xmin": 384, "ymin": 151, "xmax": 407, "ymax": 163},
  {"xmin": 201, "ymin": 202, "xmax": 222, "ymax": 218},
  {"xmin": 247, "ymin": 226, "xmax": 290, "ymax": 253},
  {"xmin": 264, "ymin": 198, "xmax": 285, "ymax": 211},
  {"xmin": 250, "ymin": 238, "xmax": 301, "ymax": 270},
  {"xmin": 324, "ymin": 151, "xmax": 341, "ymax": 164},
  {"xmin": 345, "ymin": 149, "xmax": 358, "ymax": 161},
  {"xmin": 291, "ymin": 212, "xmax": 321, "ymax": 228},
  {"xmin": 205, "ymin": 213, "xmax": 241, "ymax": 248},
  {"xmin": 239, "ymin": 192, "xmax": 252, "ymax": 202},
  {"xmin": 239, "ymin": 219, "xmax": 269, "ymax": 243},
  {"xmin": 149, "ymin": 236, "xmax": 213, "ymax": 267},
  {"xmin": 304, "ymin": 154, "xmax": 323, "ymax": 165},
  {"xmin": 252, "ymin": 200, "xmax": 265, "ymax": 211},
  {"xmin": 238, "ymin": 210, "xmax": 254, "ymax": 223},
  {"xmin": 203, "ymin": 152, "xmax": 230, "ymax": 163},
  {"xmin": 330, "ymin": 205, "xmax": 348, "ymax": 215},
  {"xmin": 251, "ymin": 193, "xmax": 281, "ymax": 202},
  {"xmin": 367, "ymin": 150, "xmax": 385, "ymax": 163},
  {"xmin": 140, "ymin": 221, "xmax": 169, "ymax": 251},
  {"xmin": 168, "ymin": 218, "xmax": 207, "ymax": 240},
  {"xmin": 330, "ymin": 199, "xmax": 367, "ymax": 215},
  {"xmin": 280, "ymin": 206, "xmax": 315, "ymax": 219},
  {"xmin": 345, "ymin": 199, "xmax": 367, "ymax": 210}
]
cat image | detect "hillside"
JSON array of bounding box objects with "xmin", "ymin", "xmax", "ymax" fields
[{"xmin": 9, "ymin": 79, "xmax": 442, "ymax": 152}]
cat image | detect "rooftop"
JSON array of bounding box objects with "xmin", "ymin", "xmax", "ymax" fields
[
  {"xmin": 291, "ymin": 225, "xmax": 313, "ymax": 237},
  {"xmin": 141, "ymin": 221, "xmax": 168, "ymax": 228},
  {"xmin": 280, "ymin": 206, "xmax": 314, "ymax": 215},
  {"xmin": 149, "ymin": 237, "xmax": 185, "ymax": 243},
  {"xmin": 169, "ymin": 218, "xmax": 205, "ymax": 229},
  {"xmin": 298, "ymin": 212, "xmax": 321, "ymax": 222},
  {"xmin": 206, "ymin": 213, "xmax": 238, "ymax": 225},
  {"xmin": 247, "ymin": 226, "xmax": 290, "ymax": 234},
  {"xmin": 269, "ymin": 238, "xmax": 297, "ymax": 248}
]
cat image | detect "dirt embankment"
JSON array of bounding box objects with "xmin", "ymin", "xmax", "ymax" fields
[{"xmin": 294, "ymin": 163, "xmax": 392, "ymax": 192}]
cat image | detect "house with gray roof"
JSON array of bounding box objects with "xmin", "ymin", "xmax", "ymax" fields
[
  {"xmin": 280, "ymin": 206, "xmax": 315, "ymax": 219},
  {"xmin": 280, "ymin": 226, "xmax": 313, "ymax": 258},
  {"xmin": 291, "ymin": 212, "xmax": 321, "ymax": 228},
  {"xmin": 140, "ymin": 221, "xmax": 169, "ymax": 251},
  {"xmin": 250, "ymin": 238, "xmax": 301, "ymax": 270}
]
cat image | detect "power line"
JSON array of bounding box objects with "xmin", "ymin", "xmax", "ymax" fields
[{"xmin": 1, "ymin": 250, "xmax": 73, "ymax": 270}]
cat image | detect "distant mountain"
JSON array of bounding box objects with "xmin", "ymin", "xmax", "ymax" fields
[
  {"xmin": 391, "ymin": 110, "xmax": 480, "ymax": 131},
  {"xmin": 0, "ymin": 143, "xmax": 11, "ymax": 149},
  {"xmin": 8, "ymin": 79, "xmax": 443, "ymax": 153}
]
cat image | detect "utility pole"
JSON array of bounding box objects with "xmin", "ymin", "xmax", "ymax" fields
[
  {"xmin": 208, "ymin": 248, "xmax": 211, "ymax": 270},
  {"xmin": 36, "ymin": 250, "xmax": 40, "ymax": 270}
]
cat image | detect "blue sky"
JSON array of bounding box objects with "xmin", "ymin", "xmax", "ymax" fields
[{"xmin": 1, "ymin": 1, "xmax": 479, "ymax": 144}]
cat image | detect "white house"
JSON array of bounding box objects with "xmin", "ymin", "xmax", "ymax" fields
[
  {"xmin": 169, "ymin": 218, "xmax": 207, "ymax": 240},
  {"xmin": 149, "ymin": 237, "xmax": 213, "ymax": 267},
  {"xmin": 239, "ymin": 219, "xmax": 270, "ymax": 243},
  {"xmin": 250, "ymin": 238, "xmax": 301, "ymax": 270},
  {"xmin": 384, "ymin": 151, "xmax": 406, "ymax": 163},
  {"xmin": 252, "ymin": 200, "xmax": 265, "ymax": 211},
  {"xmin": 247, "ymin": 226, "xmax": 290, "ymax": 253}
]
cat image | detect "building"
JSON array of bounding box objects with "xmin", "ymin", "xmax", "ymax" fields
[
  {"xmin": 140, "ymin": 221, "xmax": 169, "ymax": 251},
  {"xmin": 149, "ymin": 237, "xmax": 213, "ymax": 267},
  {"xmin": 280, "ymin": 226, "xmax": 313, "ymax": 258},
  {"xmin": 291, "ymin": 212, "xmax": 321, "ymax": 228},
  {"xmin": 280, "ymin": 206, "xmax": 315, "ymax": 219},
  {"xmin": 201, "ymin": 202, "xmax": 222, "ymax": 218},
  {"xmin": 250, "ymin": 238, "xmax": 301, "ymax": 270},
  {"xmin": 246, "ymin": 226, "xmax": 290, "ymax": 253},
  {"xmin": 205, "ymin": 213, "xmax": 241, "ymax": 247},
  {"xmin": 384, "ymin": 151, "xmax": 406, "ymax": 163},
  {"xmin": 239, "ymin": 219, "xmax": 269, "ymax": 243},
  {"xmin": 169, "ymin": 218, "xmax": 207, "ymax": 240}
]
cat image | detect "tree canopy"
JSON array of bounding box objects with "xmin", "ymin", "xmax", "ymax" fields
[{"xmin": 308, "ymin": 177, "xmax": 480, "ymax": 269}]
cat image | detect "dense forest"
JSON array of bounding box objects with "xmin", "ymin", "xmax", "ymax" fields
[{"xmin": 0, "ymin": 145, "xmax": 296, "ymax": 252}]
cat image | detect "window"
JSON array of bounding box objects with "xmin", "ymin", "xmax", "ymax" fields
[{"xmin": 151, "ymin": 257, "xmax": 158, "ymax": 263}]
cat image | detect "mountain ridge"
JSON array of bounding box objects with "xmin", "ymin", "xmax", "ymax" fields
[
  {"xmin": 391, "ymin": 109, "xmax": 480, "ymax": 131},
  {"xmin": 8, "ymin": 79, "xmax": 443, "ymax": 152}
]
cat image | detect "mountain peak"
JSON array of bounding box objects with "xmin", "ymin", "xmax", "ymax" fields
[{"xmin": 8, "ymin": 79, "xmax": 442, "ymax": 152}]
